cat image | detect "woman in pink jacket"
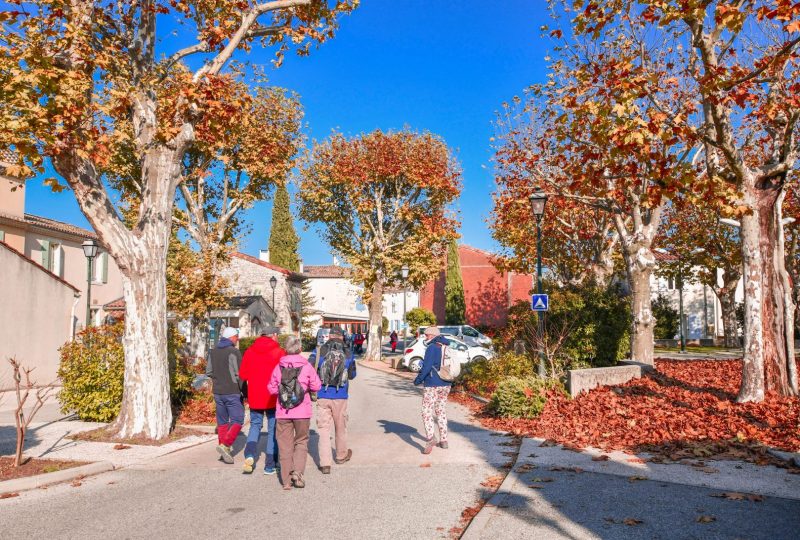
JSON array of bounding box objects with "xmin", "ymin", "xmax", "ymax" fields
[{"xmin": 267, "ymin": 335, "xmax": 322, "ymax": 489}]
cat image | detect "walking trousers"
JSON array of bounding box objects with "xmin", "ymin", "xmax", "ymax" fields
[
  {"xmin": 276, "ymin": 418, "xmax": 310, "ymax": 486},
  {"xmin": 316, "ymin": 398, "xmax": 349, "ymax": 467}
]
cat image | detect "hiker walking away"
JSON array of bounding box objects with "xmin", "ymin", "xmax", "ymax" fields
[
  {"xmin": 239, "ymin": 326, "xmax": 284, "ymax": 475},
  {"xmin": 413, "ymin": 326, "xmax": 453, "ymax": 455},
  {"xmin": 206, "ymin": 327, "xmax": 244, "ymax": 464},
  {"xmin": 310, "ymin": 327, "xmax": 356, "ymax": 474},
  {"xmin": 268, "ymin": 335, "xmax": 321, "ymax": 489},
  {"xmin": 389, "ymin": 330, "xmax": 398, "ymax": 353}
]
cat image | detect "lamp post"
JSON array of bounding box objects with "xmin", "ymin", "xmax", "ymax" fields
[
  {"xmin": 529, "ymin": 191, "xmax": 548, "ymax": 376},
  {"xmin": 401, "ymin": 265, "xmax": 409, "ymax": 356},
  {"xmin": 81, "ymin": 239, "xmax": 99, "ymax": 327},
  {"xmin": 269, "ymin": 275, "xmax": 278, "ymax": 315}
]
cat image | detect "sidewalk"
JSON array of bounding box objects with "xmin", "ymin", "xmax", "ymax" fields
[{"xmin": 464, "ymin": 438, "xmax": 800, "ymax": 539}]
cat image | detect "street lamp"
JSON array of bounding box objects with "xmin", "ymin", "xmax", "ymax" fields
[
  {"xmin": 269, "ymin": 275, "xmax": 278, "ymax": 314},
  {"xmin": 529, "ymin": 191, "xmax": 548, "ymax": 376},
  {"xmin": 401, "ymin": 265, "xmax": 409, "ymax": 358},
  {"xmin": 81, "ymin": 239, "xmax": 99, "ymax": 327}
]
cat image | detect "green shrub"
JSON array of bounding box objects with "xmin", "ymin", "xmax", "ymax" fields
[
  {"xmin": 58, "ymin": 322, "xmax": 195, "ymax": 422},
  {"xmin": 652, "ymin": 294, "xmax": 679, "ymax": 339},
  {"xmin": 488, "ymin": 376, "xmax": 565, "ymax": 419},
  {"xmin": 502, "ymin": 281, "xmax": 630, "ymax": 368},
  {"xmin": 239, "ymin": 336, "xmax": 257, "ymax": 351},
  {"xmin": 457, "ymin": 352, "xmax": 536, "ymax": 397},
  {"xmin": 382, "ymin": 316, "xmax": 389, "ymax": 333},
  {"xmin": 405, "ymin": 307, "xmax": 437, "ymax": 334},
  {"xmin": 301, "ymin": 333, "xmax": 317, "ymax": 352}
]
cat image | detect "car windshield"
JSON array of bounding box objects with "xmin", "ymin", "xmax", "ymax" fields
[
  {"xmin": 462, "ymin": 326, "xmax": 479, "ymax": 337},
  {"xmin": 439, "ymin": 326, "xmax": 460, "ymax": 336}
]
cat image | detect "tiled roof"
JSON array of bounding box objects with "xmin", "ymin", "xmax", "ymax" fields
[
  {"xmin": 303, "ymin": 264, "xmax": 352, "ymax": 278},
  {"xmin": 24, "ymin": 213, "xmax": 98, "ymax": 240},
  {"xmin": 232, "ymin": 252, "xmax": 305, "ymax": 282},
  {"xmin": 0, "ymin": 148, "xmax": 16, "ymax": 165},
  {"xmin": 104, "ymin": 297, "xmax": 125, "ymax": 311},
  {"xmin": 0, "ymin": 240, "xmax": 80, "ymax": 293},
  {"xmin": 653, "ymin": 250, "xmax": 679, "ymax": 263}
]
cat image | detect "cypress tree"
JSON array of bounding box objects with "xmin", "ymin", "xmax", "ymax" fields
[
  {"xmin": 444, "ymin": 239, "xmax": 466, "ymax": 324},
  {"xmin": 268, "ymin": 183, "xmax": 300, "ymax": 271}
]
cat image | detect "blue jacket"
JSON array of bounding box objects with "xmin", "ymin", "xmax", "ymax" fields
[
  {"xmin": 413, "ymin": 335, "xmax": 452, "ymax": 387},
  {"xmin": 309, "ymin": 349, "xmax": 357, "ymax": 399}
]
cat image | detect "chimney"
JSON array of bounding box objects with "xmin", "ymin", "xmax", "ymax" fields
[
  {"xmin": 299, "ymin": 259, "xmax": 304, "ymax": 273},
  {"xmin": 259, "ymin": 249, "xmax": 270, "ymax": 263},
  {"xmin": 332, "ymin": 255, "xmax": 339, "ymax": 267}
]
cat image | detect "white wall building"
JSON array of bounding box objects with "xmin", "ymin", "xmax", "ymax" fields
[{"xmin": 383, "ymin": 288, "xmax": 420, "ymax": 333}]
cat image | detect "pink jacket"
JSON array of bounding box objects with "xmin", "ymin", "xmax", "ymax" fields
[{"xmin": 267, "ymin": 354, "xmax": 322, "ymax": 420}]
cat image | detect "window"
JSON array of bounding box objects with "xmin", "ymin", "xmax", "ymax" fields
[
  {"xmin": 462, "ymin": 326, "xmax": 479, "ymax": 337},
  {"xmin": 667, "ymin": 277, "xmax": 676, "ymax": 290},
  {"xmin": 93, "ymin": 252, "xmax": 108, "ymax": 284}
]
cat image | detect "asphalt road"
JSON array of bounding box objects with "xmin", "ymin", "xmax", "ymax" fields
[{"xmin": 1, "ymin": 367, "xmax": 513, "ymax": 540}]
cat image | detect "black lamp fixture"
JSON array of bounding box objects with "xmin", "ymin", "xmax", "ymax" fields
[
  {"xmin": 81, "ymin": 239, "xmax": 100, "ymax": 327},
  {"xmin": 269, "ymin": 275, "xmax": 278, "ymax": 311},
  {"xmin": 529, "ymin": 191, "xmax": 549, "ymax": 218}
]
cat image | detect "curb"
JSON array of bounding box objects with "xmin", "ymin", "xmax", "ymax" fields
[
  {"xmin": 0, "ymin": 461, "xmax": 115, "ymax": 495},
  {"xmin": 767, "ymin": 447, "xmax": 800, "ymax": 467}
]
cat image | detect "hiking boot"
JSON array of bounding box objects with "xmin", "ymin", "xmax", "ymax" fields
[
  {"xmin": 438, "ymin": 441, "xmax": 449, "ymax": 449},
  {"xmin": 291, "ymin": 471, "xmax": 305, "ymax": 488},
  {"xmin": 320, "ymin": 466, "xmax": 331, "ymax": 474},
  {"xmin": 422, "ymin": 440, "xmax": 434, "ymax": 455},
  {"xmin": 334, "ymin": 448, "xmax": 353, "ymax": 464},
  {"xmin": 242, "ymin": 456, "xmax": 254, "ymax": 474},
  {"xmin": 217, "ymin": 444, "xmax": 234, "ymax": 464}
]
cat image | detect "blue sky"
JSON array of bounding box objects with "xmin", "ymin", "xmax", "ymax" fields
[{"xmin": 23, "ymin": 1, "xmax": 551, "ymax": 265}]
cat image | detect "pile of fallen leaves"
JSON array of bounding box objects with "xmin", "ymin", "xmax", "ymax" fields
[
  {"xmin": 455, "ymin": 360, "xmax": 800, "ymax": 461},
  {"xmin": 176, "ymin": 391, "xmax": 216, "ymax": 425}
]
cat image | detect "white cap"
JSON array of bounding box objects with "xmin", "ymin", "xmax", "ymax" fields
[{"xmin": 221, "ymin": 327, "xmax": 239, "ymax": 339}]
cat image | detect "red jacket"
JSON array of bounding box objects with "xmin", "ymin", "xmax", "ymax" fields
[{"xmin": 239, "ymin": 337, "xmax": 284, "ymax": 410}]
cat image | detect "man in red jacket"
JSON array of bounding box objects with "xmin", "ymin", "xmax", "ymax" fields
[{"xmin": 239, "ymin": 326, "xmax": 284, "ymax": 475}]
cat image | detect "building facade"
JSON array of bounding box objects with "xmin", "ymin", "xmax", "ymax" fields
[{"xmin": 302, "ymin": 263, "xmax": 369, "ymax": 333}]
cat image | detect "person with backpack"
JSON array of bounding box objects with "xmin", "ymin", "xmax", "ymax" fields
[
  {"xmin": 239, "ymin": 326, "xmax": 284, "ymax": 475},
  {"xmin": 206, "ymin": 327, "xmax": 244, "ymax": 464},
  {"xmin": 267, "ymin": 335, "xmax": 321, "ymax": 489},
  {"xmin": 310, "ymin": 327, "xmax": 356, "ymax": 474},
  {"xmin": 413, "ymin": 326, "xmax": 454, "ymax": 455}
]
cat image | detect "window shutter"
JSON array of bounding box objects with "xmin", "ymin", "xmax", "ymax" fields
[
  {"xmin": 40, "ymin": 240, "xmax": 51, "ymax": 270},
  {"xmin": 0, "ymin": 229, "xmax": 5, "ymax": 242},
  {"xmin": 54, "ymin": 245, "xmax": 65, "ymax": 277},
  {"xmin": 101, "ymin": 252, "xmax": 108, "ymax": 283}
]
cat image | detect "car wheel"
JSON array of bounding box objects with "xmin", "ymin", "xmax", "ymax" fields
[
  {"xmin": 409, "ymin": 357, "xmax": 423, "ymax": 372},
  {"xmin": 471, "ymin": 355, "xmax": 487, "ymax": 363}
]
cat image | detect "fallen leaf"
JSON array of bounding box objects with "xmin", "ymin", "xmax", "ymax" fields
[
  {"xmin": 539, "ymin": 439, "xmax": 558, "ymax": 447},
  {"xmin": 628, "ymin": 475, "xmax": 648, "ymax": 482},
  {"xmin": 531, "ymin": 477, "xmax": 554, "ymax": 483},
  {"xmin": 419, "ymin": 463, "xmax": 431, "ymax": 468},
  {"xmin": 0, "ymin": 492, "xmax": 20, "ymax": 499},
  {"xmin": 71, "ymin": 480, "xmax": 82, "ymax": 487},
  {"xmin": 527, "ymin": 484, "xmax": 543, "ymax": 489},
  {"xmin": 623, "ymin": 518, "xmax": 643, "ymax": 526},
  {"xmin": 711, "ymin": 492, "xmax": 745, "ymax": 500},
  {"xmin": 627, "ymin": 457, "xmax": 646, "ymax": 464},
  {"xmin": 481, "ymin": 475, "xmax": 505, "ymax": 489},
  {"xmin": 696, "ymin": 515, "xmax": 716, "ymax": 523},
  {"xmin": 592, "ymin": 454, "xmax": 611, "ymax": 461},
  {"xmin": 697, "ymin": 467, "xmax": 720, "ymax": 474},
  {"xmin": 747, "ymin": 494, "xmax": 764, "ymax": 502},
  {"xmin": 113, "ymin": 444, "xmax": 131, "ymax": 450},
  {"xmin": 516, "ymin": 463, "xmax": 537, "ymax": 473}
]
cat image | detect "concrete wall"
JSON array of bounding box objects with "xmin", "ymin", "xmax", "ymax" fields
[
  {"xmin": 305, "ymin": 276, "xmax": 368, "ymax": 320},
  {"xmin": 567, "ymin": 362, "xmax": 649, "ymax": 397},
  {"xmin": 0, "ymin": 243, "xmax": 79, "ymax": 389}
]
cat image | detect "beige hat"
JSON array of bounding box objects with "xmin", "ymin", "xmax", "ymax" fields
[{"xmin": 424, "ymin": 326, "xmax": 440, "ymax": 337}]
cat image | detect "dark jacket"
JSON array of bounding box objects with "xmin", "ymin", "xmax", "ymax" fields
[
  {"xmin": 206, "ymin": 338, "xmax": 243, "ymax": 395},
  {"xmin": 413, "ymin": 335, "xmax": 452, "ymax": 387},
  {"xmin": 239, "ymin": 336, "xmax": 285, "ymax": 410}
]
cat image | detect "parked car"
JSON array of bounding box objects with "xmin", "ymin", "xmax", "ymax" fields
[
  {"xmin": 402, "ymin": 335, "xmax": 495, "ymax": 373},
  {"xmin": 417, "ymin": 325, "xmax": 493, "ymax": 349}
]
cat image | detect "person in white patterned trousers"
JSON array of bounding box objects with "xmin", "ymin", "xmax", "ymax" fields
[{"xmin": 413, "ymin": 326, "xmax": 453, "ymax": 454}]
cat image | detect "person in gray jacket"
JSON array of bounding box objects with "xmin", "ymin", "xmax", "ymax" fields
[{"xmin": 206, "ymin": 327, "xmax": 244, "ymax": 464}]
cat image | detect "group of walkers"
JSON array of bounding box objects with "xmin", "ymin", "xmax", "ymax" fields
[
  {"xmin": 207, "ymin": 326, "xmax": 356, "ymax": 489},
  {"xmin": 206, "ymin": 323, "xmax": 452, "ymax": 489}
]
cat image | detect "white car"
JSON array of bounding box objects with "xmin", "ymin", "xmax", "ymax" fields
[{"xmin": 402, "ymin": 336, "xmax": 494, "ymax": 373}]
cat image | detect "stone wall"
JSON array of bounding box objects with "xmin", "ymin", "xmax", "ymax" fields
[{"xmin": 566, "ymin": 361, "xmax": 651, "ymax": 397}]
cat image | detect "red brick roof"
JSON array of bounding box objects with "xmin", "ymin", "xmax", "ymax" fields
[
  {"xmin": 104, "ymin": 297, "xmax": 126, "ymax": 311},
  {"xmin": 0, "ymin": 240, "xmax": 80, "ymax": 293},
  {"xmin": 232, "ymin": 252, "xmax": 305, "ymax": 281},
  {"xmin": 303, "ymin": 264, "xmax": 352, "ymax": 278},
  {"xmin": 0, "ymin": 148, "xmax": 16, "ymax": 164},
  {"xmin": 653, "ymin": 250, "xmax": 678, "ymax": 263},
  {"xmin": 24, "ymin": 214, "xmax": 98, "ymax": 239}
]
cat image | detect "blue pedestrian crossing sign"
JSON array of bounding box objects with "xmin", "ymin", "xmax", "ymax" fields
[{"xmin": 531, "ymin": 294, "xmax": 549, "ymax": 312}]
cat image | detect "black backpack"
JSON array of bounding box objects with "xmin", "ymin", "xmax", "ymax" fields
[
  {"xmin": 278, "ymin": 364, "xmax": 305, "ymax": 410},
  {"xmin": 319, "ymin": 342, "xmax": 349, "ymax": 390}
]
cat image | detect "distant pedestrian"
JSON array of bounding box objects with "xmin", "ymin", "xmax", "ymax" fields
[
  {"xmin": 353, "ymin": 332, "xmax": 365, "ymax": 354},
  {"xmin": 311, "ymin": 327, "xmax": 356, "ymax": 474},
  {"xmin": 413, "ymin": 326, "xmax": 452, "ymax": 454},
  {"xmin": 239, "ymin": 326, "xmax": 284, "ymax": 475},
  {"xmin": 268, "ymin": 335, "xmax": 322, "ymax": 489},
  {"xmin": 206, "ymin": 327, "xmax": 244, "ymax": 464},
  {"xmin": 389, "ymin": 330, "xmax": 399, "ymax": 352}
]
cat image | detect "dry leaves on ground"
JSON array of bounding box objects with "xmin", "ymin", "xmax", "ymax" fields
[
  {"xmin": 711, "ymin": 492, "xmax": 764, "ymax": 502},
  {"xmin": 696, "ymin": 515, "xmax": 716, "ymax": 523},
  {"xmin": 623, "ymin": 518, "xmax": 643, "ymax": 526}
]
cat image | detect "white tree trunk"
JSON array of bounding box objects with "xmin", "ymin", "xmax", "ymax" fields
[
  {"xmin": 627, "ymin": 255, "xmax": 655, "ymax": 366},
  {"xmin": 739, "ymin": 180, "xmax": 798, "ymax": 401},
  {"xmin": 716, "ymin": 286, "xmax": 739, "ymax": 349},
  {"xmin": 365, "ymin": 280, "xmax": 384, "ymax": 362}
]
